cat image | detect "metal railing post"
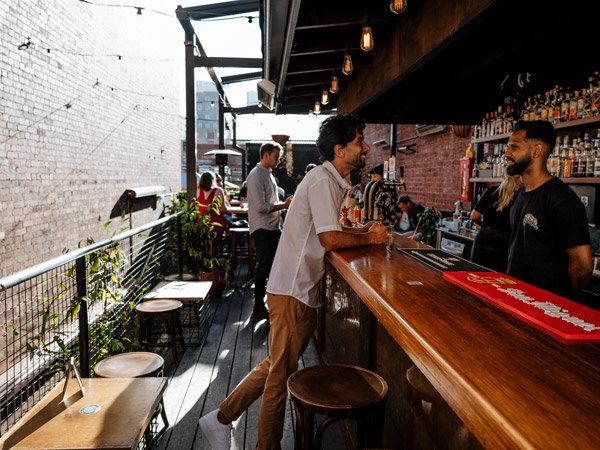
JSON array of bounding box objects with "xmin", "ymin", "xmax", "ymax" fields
[
  {"xmin": 76, "ymin": 256, "xmax": 90, "ymax": 378},
  {"xmin": 177, "ymin": 215, "xmax": 183, "ymax": 279}
]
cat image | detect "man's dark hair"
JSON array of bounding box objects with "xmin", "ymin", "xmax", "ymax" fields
[
  {"xmin": 316, "ymin": 113, "xmax": 365, "ymax": 162},
  {"xmin": 260, "ymin": 141, "xmax": 282, "ymax": 159},
  {"xmin": 513, "ymin": 120, "xmax": 557, "ymax": 155},
  {"xmin": 398, "ymin": 195, "xmax": 412, "ymax": 205},
  {"xmin": 198, "ymin": 171, "xmax": 216, "ymax": 191}
]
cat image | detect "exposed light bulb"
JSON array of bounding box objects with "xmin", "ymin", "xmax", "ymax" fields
[
  {"xmin": 314, "ymin": 100, "xmax": 321, "ymax": 114},
  {"xmin": 360, "ymin": 15, "xmax": 374, "ymax": 52},
  {"xmin": 390, "ymin": 0, "xmax": 407, "ymax": 14},
  {"xmin": 321, "ymin": 89, "xmax": 329, "ymax": 105},
  {"xmin": 342, "ymin": 46, "xmax": 353, "ymax": 76},
  {"xmin": 330, "ymin": 73, "xmax": 339, "ymax": 94}
]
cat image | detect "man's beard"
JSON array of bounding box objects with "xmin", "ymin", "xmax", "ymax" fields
[{"xmin": 506, "ymin": 154, "xmax": 531, "ymax": 176}]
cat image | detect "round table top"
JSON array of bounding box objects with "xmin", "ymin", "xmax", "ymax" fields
[
  {"xmin": 94, "ymin": 352, "xmax": 165, "ymax": 378},
  {"xmin": 287, "ymin": 364, "xmax": 388, "ymax": 411},
  {"xmin": 136, "ymin": 299, "xmax": 182, "ymax": 313}
]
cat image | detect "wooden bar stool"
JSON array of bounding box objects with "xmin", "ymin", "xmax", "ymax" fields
[
  {"xmin": 94, "ymin": 352, "xmax": 169, "ymax": 441},
  {"xmin": 135, "ymin": 299, "xmax": 186, "ymax": 366},
  {"xmin": 287, "ymin": 364, "xmax": 388, "ymax": 450},
  {"xmin": 228, "ymin": 227, "xmax": 254, "ymax": 277}
]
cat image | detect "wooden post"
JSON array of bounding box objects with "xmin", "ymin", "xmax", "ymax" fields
[{"xmin": 185, "ymin": 30, "xmax": 197, "ymax": 205}]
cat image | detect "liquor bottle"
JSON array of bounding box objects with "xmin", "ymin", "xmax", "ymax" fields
[
  {"xmin": 549, "ymin": 136, "xmax": 561, "ymax": 176},
  {"xmin": 505, "ymin": 106, "xmax": 514, "ymax": 133},
  {"xmin": 534, "ymin": 94, "xmax": 543, "ymax": 120},
  {"xmin": 541, "ymin": 92, "xmax": 549, "ymax": 121},
  {"xmin": 564, "ymin": 144, "xmax": 574, "ymax": 178},
  {"xmin": 592, "ymin": 82, "xmax": 600, "ymax": 116},
  {"xmin": 571, "ymin": 138, "xmax": 579, "ymax": 177},
  {"xmin": 569, "ymin": 91, "xmax": 579, "ymax": 120},
  {"xmin": 522, "ymin": 100, "xmax": 530, "ymax": 121},
  {"xmin": 561, "ymin": 92, "xmax": 571, "ymax": 122},
  {"xmin": 578, "ymin": 142, "xmax": 588, "ymax": 178},
  {"xmin": 560, "ymin": 146, "xmax": 568, "ymax": 178},
  {"xmin": 481, "ymin": 113, "xmax": 488, "ymax": 138},
  {"xmin": 594, "ymin": 139, "xmax": 600, "ymax": 177},
  {"xmin": 577, "ymin": 89, "xmax": 586, "ymax": 119},
  {"xmin": 586, "ymin": 146, "xmax": 594, "ymax": 177},
  {"xmin": 490, "ymin": 111, "xmax": 496, "ymax": 137},
  {"xmin": 554, "ymin": 87, "xmax": 562, "ymax": 123},
  {"xmin": 496, "ymin": 106, "xmax": 504, "ymax": 135}
]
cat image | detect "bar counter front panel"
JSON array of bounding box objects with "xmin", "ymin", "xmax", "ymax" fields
[{"xmin": 319, "ymin": 235, "xmax": 600, "ymax": 449}]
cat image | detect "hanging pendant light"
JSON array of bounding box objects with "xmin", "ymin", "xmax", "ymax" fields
[
  {"xmin": 342, "ymin": 46, "xmax": 353, "ymax": 76},
  {"xmin": 321, "ymin": 86, "xmax": 329, "ymax": 105},
  {"xmin": 314, "ymin": 100, "xmax": 321, "ymax": 114},
  {"xmin": 330, "ymin": 71, "xmax": 339, "ymax": 94},
  {"xmin": 390, "ymin": 0, "xmax": 407, "ymax": 14},
  {"xmin": 360, "ymin": 15, "xmax": 374, "ymax": 52}
]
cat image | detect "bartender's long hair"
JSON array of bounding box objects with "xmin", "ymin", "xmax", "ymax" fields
[{"xmin": 495, "ymin": 175, "xmax": 522, "ymax": 212}]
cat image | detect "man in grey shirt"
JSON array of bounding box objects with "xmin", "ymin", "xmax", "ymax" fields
[{"xmin": 246, "ymin": 142, "xmax": 293, "ymax": 316}]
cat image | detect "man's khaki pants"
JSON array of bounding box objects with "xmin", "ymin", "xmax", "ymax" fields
[{"xmin": 219, "ymin": 293, "xmax": 318, "ymax": 450}]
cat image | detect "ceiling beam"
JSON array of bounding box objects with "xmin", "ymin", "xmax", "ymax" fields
[
  {"xmin": 176, "ymin": 0, "xmax": 259, "ymax": 21},
  {"xmin": 292, "ymin": 24, "xmax": 394, "ymax": 56},
  {"xmin": 194, "ymin": 56, "xmax": 262, "ymax": 68},
  {"xmin": 224, "ymin": 106, "xmax": 275, "ymax": 114},
  {"xmin": 283, "ymin": 84, "xmax": 346, "ymax": 99},
  {"xmin": 221, "ymin": 71, "xmax": 262, "ymax": 84}
]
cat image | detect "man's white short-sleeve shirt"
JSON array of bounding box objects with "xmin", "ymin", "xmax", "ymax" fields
[{"xmin": 267, "ymin": 161, "xmax": 350, "ymax": 307}]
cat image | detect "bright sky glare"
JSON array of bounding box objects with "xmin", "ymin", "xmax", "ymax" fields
[{"xmin": 170, "ymin": 0, "xmax": 328, "ymax": 141}]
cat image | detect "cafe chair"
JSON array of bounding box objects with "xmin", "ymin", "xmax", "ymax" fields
[
  {"xmin": 287, "ymin": 364, "xmax": 388, "ymax": 450},
  {"xmin": 135, "ymin": 299, "xmax": 186, "ymax": 366}
]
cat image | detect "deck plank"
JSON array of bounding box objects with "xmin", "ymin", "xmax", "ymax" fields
[{"xmin": 157, "ymin": 262, "xmax": 347, "ymax": 450}]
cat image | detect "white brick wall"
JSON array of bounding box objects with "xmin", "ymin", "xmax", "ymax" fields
[{"xmin": 0, "ymin": 0, "xmax": 184, "ymax": 276}]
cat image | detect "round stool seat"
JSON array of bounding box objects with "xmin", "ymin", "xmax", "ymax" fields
[
  {"xmin": 288, "ymin": 364, "xmax": 388, "ymax": 413},
  {"xmin": 94, "ymin": 352, "xmax": 164, "ymax": 378},
  {"xmin": 165, "ymin": 273, "xmax": 199, "ymax": 281},
  {"xmin": 136, "ymin": 299, "xmax": 182, "ymax": 314}
]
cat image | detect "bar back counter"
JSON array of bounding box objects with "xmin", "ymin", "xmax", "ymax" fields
[{"xmin": 318, "ymin": 234, "xmax": 600, "ymax": 449}]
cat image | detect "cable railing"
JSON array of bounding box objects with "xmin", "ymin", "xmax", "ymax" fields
[{"xmin": 0, "ymin": 211, "xmax": 184, "ymax": 437}]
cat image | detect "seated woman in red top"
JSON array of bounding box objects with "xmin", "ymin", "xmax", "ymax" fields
[{"xmin": 197, "ymin": 171, "xmax": 230, "ymax": 235}]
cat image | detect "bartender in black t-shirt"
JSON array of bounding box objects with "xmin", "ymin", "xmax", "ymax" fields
[{"xmin": 504, "ymin": 120, "xmax": 593, "ymax": 298}]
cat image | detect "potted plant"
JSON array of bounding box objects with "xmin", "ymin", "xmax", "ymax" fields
[
  {"xmin": 416, "ymin": 206, "xmax": 441, "ymax": 248},
  {"xmin": 166, "ymin": 192, "xmax": 230, "ymax": 296}
]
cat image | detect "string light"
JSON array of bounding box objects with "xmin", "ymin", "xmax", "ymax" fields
[
  {"xmin": 330, "ymin": 70, "xmax": 339, "ymax": 94},
  {"xmin": 321, "ymin": 86, "xmax": 329, "ymax": 105},
  {"xmin": 16, "ymin": 37, "xmax": 184, "ymax": 62},
  {"xmin": 342, "ymin": 45, "xmax": 353, "ymax": 76},
  {"xmin": 360, "ymin": 15, "xmax": 374, "ymax": 52}
]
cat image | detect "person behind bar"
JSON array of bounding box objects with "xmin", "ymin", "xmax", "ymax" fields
[
  {"xmin": 199, "ymin": 113, "xmax": 388, "ymax": 450},
  {"xmin": 245, "ymin": 141, "xmax": 293, "ymax": 317},
  {"xmin": 469, "ymin": 174, "xmax": 522, "ymax": 272},
  {"xmin": 368, "ymin": 163, "xmax": 384, "ymax": 181},
  {"xmin": 504, "ymin": 120, "xmax": 593, "ymax": 298},
  {"xmin": 396, "ymin": 195, "xmax": 425, "ymax": 237}
]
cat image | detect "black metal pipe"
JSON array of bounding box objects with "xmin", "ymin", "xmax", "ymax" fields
[
  {"xmin": 76, "ymin": 256, "xmax": 90, "ymax": 378},
  {"xmin": 177, "ymin": 214, "xmax": 183, "ymax": 279}
]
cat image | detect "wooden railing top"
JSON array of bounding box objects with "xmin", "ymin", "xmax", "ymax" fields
[{"xmin": 327, "ymin": 235, "xmax": 600, "ymax": 449}]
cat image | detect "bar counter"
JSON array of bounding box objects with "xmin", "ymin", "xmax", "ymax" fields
[{"xmin": 320, "ymin": 234, "xmax": 600, "ymax": 449}]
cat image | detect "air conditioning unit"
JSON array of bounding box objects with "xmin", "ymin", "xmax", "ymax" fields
[
  {"xmin": 415, "ymin": 124, "xmax": 447, "ymax": 137},
  {"xmin": 257, "ymin": 79, "xmax": 276, "ymax": 110}
]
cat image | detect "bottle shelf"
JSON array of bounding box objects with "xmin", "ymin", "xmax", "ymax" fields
[
  {"xmin": 471, "ymin": 177, "xmax": 600, "ymax": 184},
  {"xmin": 471, "ymin": 115, "xmax": 600, "ymax": 144}
]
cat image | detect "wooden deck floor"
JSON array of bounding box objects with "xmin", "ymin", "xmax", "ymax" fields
[{"xmin": 154, "ymin": 262, "xmax": 348, "ymax": 450}]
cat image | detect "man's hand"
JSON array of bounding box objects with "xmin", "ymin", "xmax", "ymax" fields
[
  {"xmin": 368, "ymin": 222, "xmax": 388, "ymax": 244},
  {"xmin": 284, "ymin": 195, "xmax": 293, "ymax": 209}
]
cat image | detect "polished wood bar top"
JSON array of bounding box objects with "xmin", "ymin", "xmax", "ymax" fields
[
  {"xmin": 327, "ymin": 235, "xmax": 600, "ymax": 449},
  {"xmin": 0, "ymin": 377, "xmax": 167, "ymax": 449}
]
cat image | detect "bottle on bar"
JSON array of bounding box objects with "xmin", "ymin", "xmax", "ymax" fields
[
  {"xmin": 569, "ymin": 91, "xmax": 579, "ymax": 121},
  {"xmin": 594, "ymin": 138, "xmax": 600, "ymax": 177}
]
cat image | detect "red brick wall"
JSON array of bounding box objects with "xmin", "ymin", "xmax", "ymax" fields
[
  {"xmin": 0, "ymin": 1, "xmax": 182, "ymax": 277},
  {"xmin": 363, "ymin": 124, "xmax": 473, "ymax": 212}
]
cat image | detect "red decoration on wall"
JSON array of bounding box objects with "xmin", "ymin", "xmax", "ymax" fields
[{"xmin": 458, "ymin": 157, "xmax": 473, "ymax": 202}]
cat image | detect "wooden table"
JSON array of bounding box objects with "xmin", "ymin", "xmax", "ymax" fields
[
  {"xmin": 144, "ymin": 281, "xmax": 212, "ymax": 302},
  {"xmin": 226, "ymin": 206, "xmax": 248, "ymax": 215},
  {"xmin": 0, "ymin": 377, "xmax": 167, "ymax": 449},
  {"xmin": 322, "ymin": 234, "xmax": 600, "ymax": 449}
]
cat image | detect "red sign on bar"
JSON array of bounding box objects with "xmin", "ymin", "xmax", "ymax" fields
[{"xmin": 443, "ymin": 272, "xmax": 600, "ymax": 343}]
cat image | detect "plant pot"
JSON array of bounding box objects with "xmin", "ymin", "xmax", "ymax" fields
[{"xmin": 199, "ymin": 267, "xmax": 228, "ymax": 298}]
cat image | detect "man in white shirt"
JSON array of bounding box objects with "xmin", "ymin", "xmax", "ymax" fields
[
  {"xmin": 199, "ymin": 114, "xmax": 387, "ymax": 450},
  {"xmin": 246, "ymin": 142, "xmax": 293, "ymax": 316}
]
